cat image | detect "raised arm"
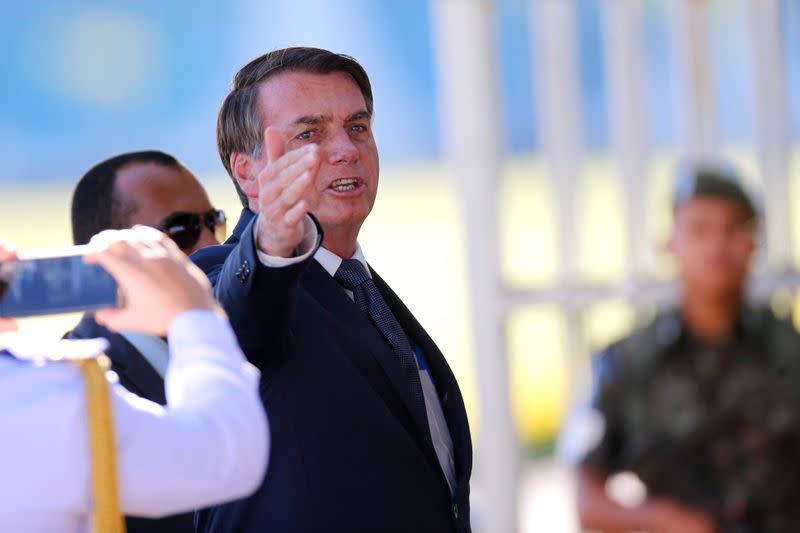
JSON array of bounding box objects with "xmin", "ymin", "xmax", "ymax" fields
[
  {"xmin": 205, "ymin": 126, "xmax": 323, "ymax": 366},
  {"xmin": 210, "ymin": 213, "xmax": 321, "ymax": 367}
]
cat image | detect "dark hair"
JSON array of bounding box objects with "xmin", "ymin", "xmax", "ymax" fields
[
  {"xmin": 71, "ymin": 150, "xmax": 181, "ymax": 245},
  {"xmin": 218, "ymin": 47, "xmax": 374, "ymax": 206},
  {"xmin": 673, "ymin": 161, "xmax": 759, "ymax": 222}
]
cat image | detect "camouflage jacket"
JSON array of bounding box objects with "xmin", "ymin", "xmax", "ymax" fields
[{"xmin": 581, "ymin": 305, "xmax": 800, "ymax": 533}]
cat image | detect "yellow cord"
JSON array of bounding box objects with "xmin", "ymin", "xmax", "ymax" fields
[{"xmin": 77, "ymin": 354, "xmax": 126, "ymax": 533}]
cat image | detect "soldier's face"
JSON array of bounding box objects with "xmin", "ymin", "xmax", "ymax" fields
[{"xmin": 670, "ymin": 197, "xmax": 756, "ymax": 294}]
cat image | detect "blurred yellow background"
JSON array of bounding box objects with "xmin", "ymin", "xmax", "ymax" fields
[{"xmin": 5, "ymin": 148, "xmax": 800, "ymax": 448}]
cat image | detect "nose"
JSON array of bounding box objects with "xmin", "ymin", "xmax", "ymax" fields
[{"xmin": 326, "ymin": 128, "xmax": 359, "ymax": 165}]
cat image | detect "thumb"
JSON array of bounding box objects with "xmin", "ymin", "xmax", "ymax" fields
[{"xmin": 265, "ymin": 127, "xmax": 285, "ymax": 164}]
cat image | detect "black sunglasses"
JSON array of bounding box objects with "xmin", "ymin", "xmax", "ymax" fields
[{"xmin": 155, "ymin": 209, "xmax": 226, "ymax": 251}]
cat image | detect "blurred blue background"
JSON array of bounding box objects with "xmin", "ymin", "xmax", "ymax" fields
[{"xmin": 2, "ymin": 0, "xmax": 799, "ymax": 182}]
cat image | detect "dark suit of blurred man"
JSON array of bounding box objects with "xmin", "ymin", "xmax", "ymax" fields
[{"xmin": 192, "ymin": 47, "xmax": 473, "ymax": 532}]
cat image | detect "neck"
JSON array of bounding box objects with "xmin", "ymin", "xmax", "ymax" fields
[
  {"xmin": 680, "ymin": 286, "xmax": 742, "ymax": 342},
  {"xmin": 322, "ymin": 225, "xmax": 361, "ymax": 259}
]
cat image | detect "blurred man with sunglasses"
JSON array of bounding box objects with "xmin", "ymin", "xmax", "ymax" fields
[
  {"xmin": 65, "ymin": 150, "xmax": 225, "ymax": 533},
  {"xmin": 71, "ymin": 150, "xmax": 226, "ymax": 255}
]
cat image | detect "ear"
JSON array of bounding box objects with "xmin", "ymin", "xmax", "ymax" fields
[{"xmin": 230, "ymin": 152, "xmax": 258, "ymax": 201}]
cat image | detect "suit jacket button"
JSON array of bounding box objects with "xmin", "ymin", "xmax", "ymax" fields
[
  {"xmin": 453, "ymin": 503, "xmax": 459, "ymax": 519},
  {"xmin": 237, "ymin": 261, "xmax": 250, "ymax": 282}
]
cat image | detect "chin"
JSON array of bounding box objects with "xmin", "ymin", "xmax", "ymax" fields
[{"xmin": 319, "ymin": 208, "xmax": 370, "ymax": 228}]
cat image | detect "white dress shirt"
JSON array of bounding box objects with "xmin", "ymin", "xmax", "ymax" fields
[
  {"xmin": 0, "ymin": 310, "xmax": 268, "ymax": 533},
  {"xmin": 253, "ymin": 214, "xmax": 456, "ymax": 493}
]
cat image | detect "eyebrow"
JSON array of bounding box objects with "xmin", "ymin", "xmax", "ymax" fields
[
  {"xmin": 290, "ymin": 109, "xmax": 371, "ymax": 127},
  {"xmin": 345, "ymin": 110, "xmax": 371, "ymax": 122},
  {"xmin": 292, "ymin": 114, "xmax": 328, "ymax": 126}
]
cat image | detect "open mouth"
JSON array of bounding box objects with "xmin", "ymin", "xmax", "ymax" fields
[{"xmin": 328, "ymin": 178, "xmax": 362, "ymax": 193}]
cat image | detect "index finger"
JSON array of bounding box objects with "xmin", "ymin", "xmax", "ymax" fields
[
  {"xmin": 265, "ymin": 126, "xmax": 286, "ymax": 164},
  {"xmin": 262, "ymin": 127, "xmax": 319, "ymax": 171}
]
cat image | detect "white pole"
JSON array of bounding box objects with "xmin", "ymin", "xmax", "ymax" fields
[
  {"xmin": 671, "ymin": 0, "xmax": 718, "ymax": 160},
  {"xmin": 529, "ymin": 0, "xmax": 589, "ymax": 416},
  {"xmin": 530, "ymin": 0, "xmax": 583, "ymax": 287},
  {"xmin": 602, "ymin": 0, "xmax": 650, "ymax": 282},
  {"xmin": 746, "ymin": 0, "xmax": 792, "ymax": 272},
  {"xmin": 429, "ymin": 1, "xmax": 519, "ymax": 532}
]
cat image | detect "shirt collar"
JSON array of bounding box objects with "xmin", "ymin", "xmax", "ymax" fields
[{"xmin": 314, "ymin": 244, "xmax": 371, "ymax": 279}]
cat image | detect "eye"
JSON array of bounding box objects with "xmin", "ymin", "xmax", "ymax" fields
[
  {"xmin": 297, "ymin": 130, "xmax": 315, "ymax": 140},
  {"xmin": 350, "ymin": 124, "xmax": 367, "ymax": 133}
]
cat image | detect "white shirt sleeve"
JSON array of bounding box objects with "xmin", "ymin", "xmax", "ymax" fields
[
  {"xmin": 115, "ymin": 309, "xmax": 268, "ymax": 516},
  {"xmin": 252, "ymin": 214, "xmax": 318, "ymax": 267},
  {"xmin": 0, "ymin": 310, "xmax": 268, "ymax": 520}
]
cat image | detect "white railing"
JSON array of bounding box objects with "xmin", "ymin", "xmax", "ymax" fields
[{"xmin": 430, "ymin": 1, "xmax": 796, "ymax": 531}]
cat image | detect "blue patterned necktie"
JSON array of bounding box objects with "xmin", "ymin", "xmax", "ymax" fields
[{"xmin": 335, "ymin": 259, "xmax": 429, "ymax": 430}]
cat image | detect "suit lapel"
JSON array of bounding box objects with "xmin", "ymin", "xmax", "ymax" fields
[
  {"xmin": 69, "ymin": 315, "xmax": 167, "ymax": 404},
  {"xmin": 110, "ymin": 335, "xmax": 168, "ymax": 404},
  {"xmin": 372, "ymin": 269, "xmax": 473, "ymax": 497},
  {"xmin": 299, "ymin": 261, "xmax": 441, "ymax": 467}
]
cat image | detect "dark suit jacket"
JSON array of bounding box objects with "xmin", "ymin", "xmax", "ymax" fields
[
  {"xmin": 68, "ymin": 315, "xmax": 166, "ymax": 403},
  {"xmin": 66, "ymin": 316, "xmax": 195, "ymax": 533},
  {"xmin": 192, "ymin": 208, "xmax": 473, "ymax": 533}
]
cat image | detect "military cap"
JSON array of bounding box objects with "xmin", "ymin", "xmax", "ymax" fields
[{"xmin": 673, "ymin": 160, "xmax": 759, "ymax": 219}]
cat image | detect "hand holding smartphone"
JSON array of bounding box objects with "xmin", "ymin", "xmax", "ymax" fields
[{"xmin": 1, "ymin": 227, "xmax": 220, "ymax": 335}]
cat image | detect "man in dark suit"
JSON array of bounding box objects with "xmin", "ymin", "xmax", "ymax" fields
[
  {"xmin": 191, "ymin": 47, "xmax": 473, "ymax": 532},
  {"xmin": 66, "ymin": 150, "xmax": 225, "ymax": 533}
]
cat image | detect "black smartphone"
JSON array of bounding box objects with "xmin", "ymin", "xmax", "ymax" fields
[{"xmin": 0, "ymin": 246, "xmax": 119, "ymax": 318}]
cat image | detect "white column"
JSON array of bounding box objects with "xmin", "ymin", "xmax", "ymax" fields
[
  {"xmin": 670, "ymin": 0, "xmax": 718, "ymax": 160},
  {"xmin": 530, "ymin": 0, "xmax": 583, "ymax": 286},
  {"xmin": 602, "ymin": 0, "xmax": 650, "ymax": 281},
  {"xmin": 430, "ymin": 1, "xmax": 519, "ymax": 532},
  {"xmin": 529, "ymin": 0, "xmax": 589, "ymax": 427},
  {"xmin": 746, "ymin": 0, "xmax": 792, "ymax": 271}
]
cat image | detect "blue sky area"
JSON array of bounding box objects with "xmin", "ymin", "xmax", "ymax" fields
[{"xmin": 0, "ymin": 0, "xmax": 798, "ymax": 182}]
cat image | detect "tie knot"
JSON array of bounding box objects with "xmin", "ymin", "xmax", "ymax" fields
[{"xmin": 335, "ymin": 259, "xmax": 370, "ymax": 290}]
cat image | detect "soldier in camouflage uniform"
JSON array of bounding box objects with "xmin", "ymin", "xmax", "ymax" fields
[{"xmin": 576, "ymin": 164, "xmax": 800, "ymax": 533}]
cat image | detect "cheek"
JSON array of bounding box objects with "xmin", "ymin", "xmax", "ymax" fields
[
  {"xmin": 731, "ymin": 243, "xmax": 754, "ymax": 267},
  {"xmin": 361, "ymin": 144, "xmax": 379, "ymax": 178},
  {"xmin": 673, "ymin": 241, "xmax": 704, "ymax": 269}
]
